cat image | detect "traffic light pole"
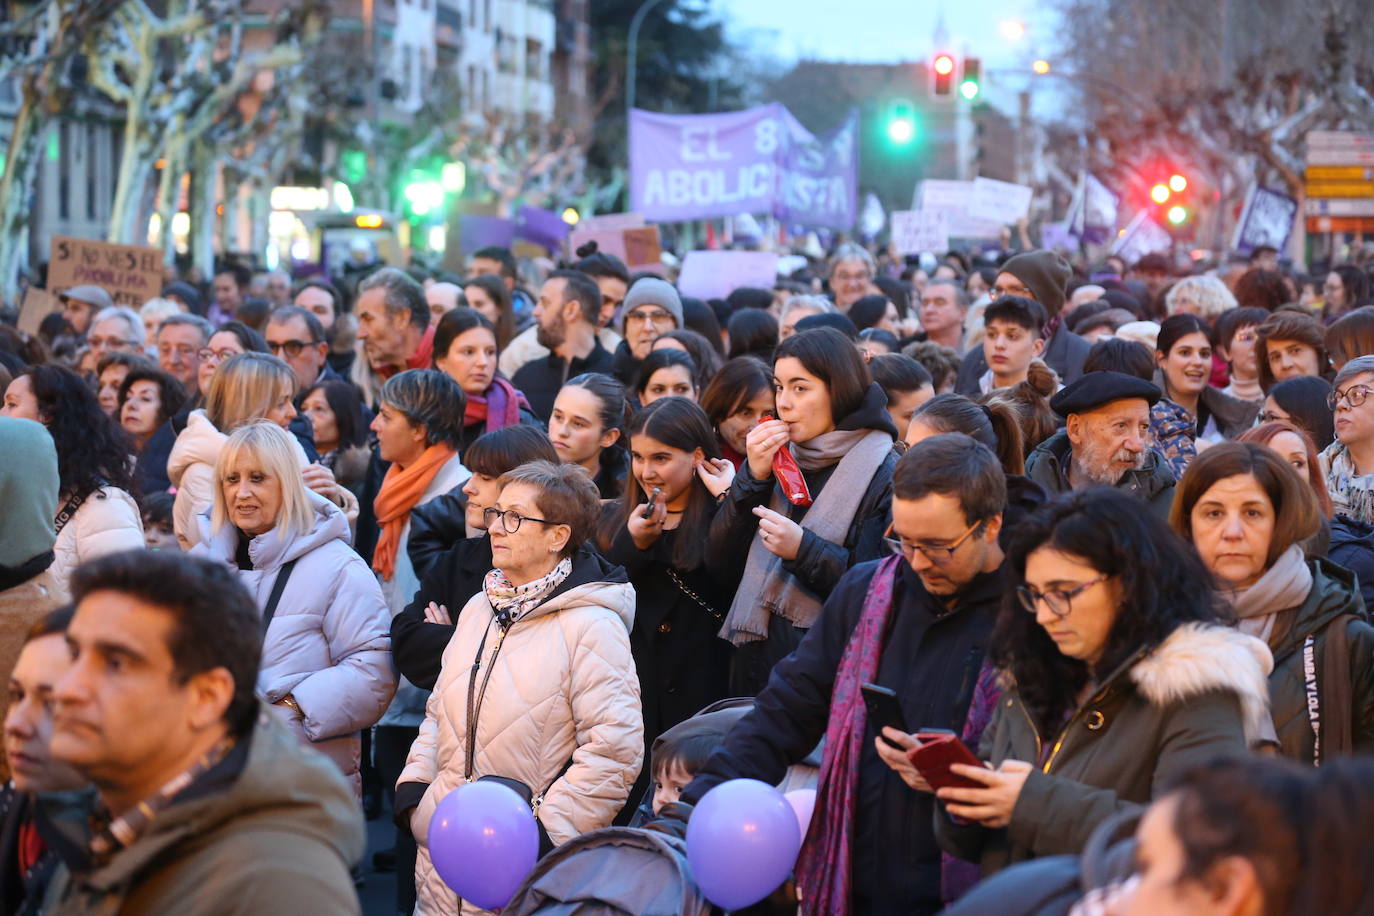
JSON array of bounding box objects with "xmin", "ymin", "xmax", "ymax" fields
[{"xmin": 626, "ymin": 0, "xmax": 669, "ymax": 117}]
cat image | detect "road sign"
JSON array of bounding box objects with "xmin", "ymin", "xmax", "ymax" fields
[
  {"xmin": 1305, "ymin": 132, "xmax": 1374, "ymax": 224},
  {"xmin": 1306, "ymin": 198, "xmax": 1374, "ymax": 217}
]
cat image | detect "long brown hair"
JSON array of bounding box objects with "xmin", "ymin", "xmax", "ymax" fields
[{"xmin": 1170, "ymin": 441, "xmax": 1322, "ymax": 567}]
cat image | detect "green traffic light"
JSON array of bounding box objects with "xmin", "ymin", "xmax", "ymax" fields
[
  {"xmin": 1167, "ymin": 205, "xmax": 1188, "ymax": 225},
  {"xmin": 960, "ymin": 80, "xmax": 980, "ymax": 100},
  {"xmin": 888, "ymin": 118, "xmax": 915, "ymax": 144}
]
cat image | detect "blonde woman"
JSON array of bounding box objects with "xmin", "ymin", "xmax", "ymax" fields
[
  {"xmin": 192, "ymin": 422, "xmax": 395, "ymax": 794},
  {"xmin": 168, "ymin": 352, "xmax": 356, "ymax": 549}
]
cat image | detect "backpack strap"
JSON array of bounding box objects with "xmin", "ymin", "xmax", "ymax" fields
[{"xmin": 260, "ymin": 559, "xmax": 299, "ymax": 633}]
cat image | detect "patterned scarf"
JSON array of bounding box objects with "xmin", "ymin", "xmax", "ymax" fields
[
  {"xmin": 463, "ymin": 377, "xmax": 530, "ymax": 434},
  {"xmin": 482, "ymin": 556, "xmax": 572, "ymax": 627},
  {"xmin": 796, "ymin": 554, "xmax": 901, "ymax": 915},
  {"xmin": 1322, "ymin": 441, "xmax": 1374, "ymax": 525}
]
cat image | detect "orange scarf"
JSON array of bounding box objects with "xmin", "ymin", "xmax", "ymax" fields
[{"xmin": 372, "ymin": 443, "xmax": 457, "ymax": 581}]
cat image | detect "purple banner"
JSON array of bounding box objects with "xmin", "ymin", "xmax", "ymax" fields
[
  {"xmin": 629, "ymin": 104, "xmax": 858, "ymax": 229},
  {"xmin": 459, "ymin": 215, "xmax": 516, "ymax": 253},
  {"xmin": 515, "ymin": 205, "xmax": 571, "ymax": 252},
  {"xmin": 775, "ymin": 107, "xmax": 858, "ymax": 229}
]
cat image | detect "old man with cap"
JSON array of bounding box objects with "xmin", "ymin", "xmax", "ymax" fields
[
  {"xmin": 613, "ymin": 276, "xmax": 682, "ymax": 385},
  {"xmin": 955, "ymin": 250, "xmax": 1090, "ymax": 396},
  {"xmin": 60, "ymin": 285, "xmax": 114, "ymax": 338},
  {"xmin": 1024, "ymin": 370, "xmax": 1177, "ymax": 516}
]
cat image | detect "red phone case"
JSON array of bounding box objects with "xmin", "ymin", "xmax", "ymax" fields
[
  {"xmin": 759, "ymin": 415, "xmax": 813, "ymax": 506},
  {"xmin": 905, "ymin": 732, "xmax": 985, "ymax": 790}
]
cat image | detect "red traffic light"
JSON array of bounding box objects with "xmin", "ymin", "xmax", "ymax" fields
[{"xmin": 933, "ymin": 54, "xmax": 955, "ymax": 75}]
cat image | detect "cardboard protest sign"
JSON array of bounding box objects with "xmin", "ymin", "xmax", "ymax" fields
[
  {"xmin": 49, "ymin": 236, "xmax": 164, "ymax": 308},
  {"xmin": 17, "ymin": 287, "xmax": 58, "ymax": 337}
]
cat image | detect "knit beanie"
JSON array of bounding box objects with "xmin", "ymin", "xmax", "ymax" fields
[
  {"xmin": 620, "ymin": 278, "xmax": 683, "ymax": 333},
  {"xmin": 1002, "ymin": 250, "xmax": 1071, "ymax": 318},
  {"xmin": 0, "ymin": 418, "xmax": 59, "ymax": 568}
]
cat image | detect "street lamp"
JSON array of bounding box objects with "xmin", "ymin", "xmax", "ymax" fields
[
  {"xmin": 1032, "ymin": 59, "xmax": 1051, "ymax": 75},
  {"xmin": 626, "ymin": 0, "xmax": 669, "ymax": 116}
]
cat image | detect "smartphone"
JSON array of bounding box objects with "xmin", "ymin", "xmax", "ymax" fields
[
  {"xmin": 641, "ymin": 487, "xmax": 662, "ymax": 519},
  {"xmin": 905, "ymin": 730, "xmax": 986, "ymax": 791},
  {"xmin": 860, "ymin": 683, "xmax": 908, "ymax": 749}
]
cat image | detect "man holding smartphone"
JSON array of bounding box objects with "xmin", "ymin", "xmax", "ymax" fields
[{"xmin": 666, "ymin": 434, "xmax": 1013, "ymax": 914}]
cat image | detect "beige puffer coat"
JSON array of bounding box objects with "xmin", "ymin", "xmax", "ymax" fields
[{"xmin": 399, "ymin": 549, "xmax": 643, "ymax": 916}]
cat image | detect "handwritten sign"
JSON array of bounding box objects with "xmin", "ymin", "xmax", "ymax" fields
[
  {"xmin": 676, "ymin": 251, "xmax": 779, "ymax": 301},
  {"xmin": 915, "ymin": 180, "xmax": 1003, "ymax": 239},
  {"xmin": 49, "ymin": 236, "xmax": 164, "ymax": 308},
  {"xmin": 570, "ymin": 218, "xmax": 663, "ymax": 271},
  {"xmin": 890, "ymin": 210, "xmax": 949, "ymax": 255},
  {"xmin": 969, "ymin": 177, "xmax": 1034, "ymax": 225},
  {"xmin": 17, "ymin": 287, "xmax": 58, "ymax": 337}
]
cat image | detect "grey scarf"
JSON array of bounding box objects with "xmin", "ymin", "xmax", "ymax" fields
[
  {"xmin": 1224, "ymin": 544, "xmax": 1311, "ymax": 621},
  {"xmin": 719, "ymin": 427, "xmax": 893, "ymax": 646}
]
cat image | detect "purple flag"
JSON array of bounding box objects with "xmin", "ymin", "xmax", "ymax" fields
[
  {"xmin": 460, "ymin": 215, "xmax": 516, "ymax": 253},
  {"xmin": 775, "ymin": 107, "xmax": 858, "ymax": 229},
  {"xmin": 515, "ymin": 205, "xmax": 572, "ymax": 252}
]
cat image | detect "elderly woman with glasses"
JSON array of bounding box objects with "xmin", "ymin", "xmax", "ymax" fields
[
  {"xmin": 935, "ymin": 488, "xmax": 1272, "ymax": 878},
  {"xmin": 1319, "ymin": 355, "xmax": 1374, "ymax": 524},
  {"xmin": 396, "ymin": 460, "xmax": 642, "ymax": 915}
]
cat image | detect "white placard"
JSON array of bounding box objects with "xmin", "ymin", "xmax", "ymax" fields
[
  {"xmin": 915, "ymin": 180, "xmax": 1003, "ymax": 240},
  {"xmin": 677, "ymin": 251, "xmax": 780, "ymax": 301},
  {"xmin": 969, "ymin": 177, "xmax": 1033, "ymax": 225},
  {"xmin": 890, "ymin": 210, "xmax": 949, "ymax": 255},
  {"xmin": 1111, "ymin": 211, "xmax": 1172, "ymax": 263}
]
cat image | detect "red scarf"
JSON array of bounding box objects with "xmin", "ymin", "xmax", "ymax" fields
[
  {"xmin": 463, "ymin": 377, "xmax": 530, "ymax": 434},
  {"xmin": 379, "ymin": 326, "xmax": 436, "ymax": 380},
  {"xmin": 796, "ymin": 554, "xmax": 901, "ymax": 915}
]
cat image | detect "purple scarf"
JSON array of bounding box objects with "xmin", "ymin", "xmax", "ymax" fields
[
  {"xmin": 464, "ymin": 376, "xmax": 530, "ymax": 434},
  {"xmin": 796, "ymin": 554, "xmax": 902, "ymax": 915}
]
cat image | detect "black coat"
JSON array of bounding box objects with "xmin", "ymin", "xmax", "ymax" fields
[
  {"xmin": 510, "ymin": 340, "xmax": 616, "ymax": 423},
  {"xmin": 407, "ymin": 490, "xmax": 470, "ymax": 581},
  {"xmin": 1328, "ymin": 515, "xmax": 1374, "ymax": 611},
  {"xmin": 456, "ymin": 405, "xmax": 544, "ymax": 456},
  {"xmin": 706, "ymin": 383, "xmax": 899, "ymax": 601},
  {"xmin": 391, "ymin": 535, "xmax": 493, "ymax": 690},
  {"xmin": 0, "ymin": 786, "xmax": 58, "ymax": 916},
  {"xmin": 681, "ymin": 559, "xmax": 1003, "ymax": 915}
]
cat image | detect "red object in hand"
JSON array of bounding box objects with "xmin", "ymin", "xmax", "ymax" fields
[
  {"xmin": 905, "ymin": 732, "xmax": 986, "ymax": 791},
  {"xmin": 761, "ymin": 414, "xmax": 812, "ymax": 506}
]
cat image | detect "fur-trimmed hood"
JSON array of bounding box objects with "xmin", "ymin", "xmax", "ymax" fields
[{"xmin": 1130, "ymin": 622, "xmax": 1274, "ymax": 744}]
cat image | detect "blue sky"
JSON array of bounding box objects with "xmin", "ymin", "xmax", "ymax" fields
[{"xmin": 714, "ymin": 0, "xmax": 1065, "ymax": 116}]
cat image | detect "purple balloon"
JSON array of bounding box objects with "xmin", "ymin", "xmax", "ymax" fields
[
  {"xmin": 686, "ymin": 778, "xmax": 801, "ymax": 910},
  {"xmin": 428, "ymin": 781, "xmax": 539, "ymax": 909}
]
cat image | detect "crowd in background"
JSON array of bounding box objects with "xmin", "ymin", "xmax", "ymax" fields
[{"xmin": 0, "ymin": 233, "xmax": 1372, "ymax": 915}]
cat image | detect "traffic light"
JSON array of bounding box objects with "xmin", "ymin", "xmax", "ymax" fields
[
  {"xmin": 960, "ymin": 58, "xmax": 981, "ymax": 100},
  {"xmin": 932, "ymin": 54, "xmax": 955, "ymax": 96},
  {"xmin": 886, "ymin": 99, "xmax": 917, "ymax": 145},
  {"xmin": 1147, "ymin": 171, "xmax": 1193, "ymax": 228}
]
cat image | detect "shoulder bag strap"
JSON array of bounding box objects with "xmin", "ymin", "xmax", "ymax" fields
[
  {"xmin": 54, "ymin": 490, "xmax": 91, "ymax": 535},
  {"xmin": 260, "ymin": 559, "xmax": 299, "ymax": 634}
]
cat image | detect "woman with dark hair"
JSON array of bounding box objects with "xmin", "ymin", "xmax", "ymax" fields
[
  {"xmin": 1171, "ymin": 442, "xmax": 1374, "ymax": 763},
  {"xmin": 699, "ymin": 355, "xmax": 773, "ymax": 469},
  {"xmin": 680, "ymin": 298, "xmax": 726, "ymax": 356},
  {"xmin": 868, "ymin": 353, "xmax": 934, "ymax": 438},
  {"xmin": 300, "ymin": 379, "xmax": 371, "ymax": 493},
  {"xmin": 195, "ymin": 320, "xmax": 268, "ymax": 404},
  {"xmin": 460, "ymin": 274, "xmax": 515, "ymax": 351},
  {"xmin": 118, "ymin": 366, "xmax": 188, "ymax": 490},
  {"xmin": 652, "ymin": 328, "xmax": 722, "ymax": 390},
  {"xmin": 1150, "ymin": 314, "xmax": 1259, "ymax": 477},
  {"xmin": 635, "ymin": 348, "xmax": 698, "ymax": 406},
  {"xmin": 1, "ymin": 366, "xmax": 143, "ymax": 585},
  {"xmin": 1233, "ymin": 268, "xmax": 1290, "ymax": 313},
  {"xmin": 935, "ymin": 488, "xmax": 1271, "ymax": 875},
  {"xmin": 599, "ymin": 398, "xmax": 735, "ymax": 751},
  {"xmin": 1323, "ymin": 305, "xmax": 1374, "ymax": 372},
  {"xmin": 548, "ymin": 372, "xmax": 631, "ymax": 500},
  {"xmin": 726, "ymin": 308, "xmax": 779, "ymax": 363},
  {"xmin": 984, "ymin": 361, "xmax": 1060, "ymax": 455},
  {"xmin": 432, "ymin": 307, "xmax": 538, "ymax": 454},
  {"xmin": 908, "ymin": 393, "xmax": 1026, "ymax": 476},
  {"xmin": 847, "ymin": 294, "xmax": 901, "ymax": 334},
  {"xmin": 709, "ymin": 327, "xmax": 899, "ymax": 694},
  {"xmin": 1213, "ymin": 306, "xmax": 1269, "ymax": 402},
  {"xmin": 575, "ymin": 246, "xmax": 631, "ymax": 333},
  {"xmin": 1260, "ymin": 375, "xmax": 1335, "ymax": 450},
  {"xmin": 1322, "ymin": 264, "xmax": 1371, "ymax": 324},
  {"xmin": 1256, "ymin": 310, "xmax": 1329, "ymax": 392},
  {"xmin": 95, "ymin": 350, "xmax": 151, "ymax": 416}
]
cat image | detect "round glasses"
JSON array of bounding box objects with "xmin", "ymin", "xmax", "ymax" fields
[
  {"xmin": 1015, "ymin": 577, "xmax": 1107, "ymax": 618},
  {"xmin": 1328, "ymin": 384, "xmax": 1373, "ymax": 411},
  {"xmin": 482, "ymin": 507, "xmax": 553, "ymax": 534}
]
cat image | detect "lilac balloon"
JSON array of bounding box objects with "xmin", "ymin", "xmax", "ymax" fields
[
  {"xmin": 687, "ymin": 778, "xmax": 802, "ymax": 910},
  {"xmin": 785, "ymin": 788, "xmax": 817, "ymax": 838},
  {"xmin": 428, "ymin": 781, "xmax": 539, "ymax": 909}
]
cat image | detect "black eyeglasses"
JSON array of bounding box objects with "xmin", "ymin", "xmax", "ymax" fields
[
  {"xmin": 1015, "ymin": 577, "xmax": 1107, "ymax": 618},
  {"xmin": 482, "ymin": 507, "xmax": 554, "ymax": 534},
  {"xmin": 268, "ymin": 339, "xmax": 318, "ymax": 358},
  {"xmin": 1328, "ymin": 384, "xmax": 1373, "ymax": 411},
  {"xmin": 884, "ymin": 520, "xmax": 985, "ymax": 565}
]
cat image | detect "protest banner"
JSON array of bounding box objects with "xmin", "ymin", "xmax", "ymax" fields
[
  {"xmin": 48, "ymin": 236, "xmax": 164, "ymax": 308},
  {"xmin": 914, "ymin": 180, "xmax": 1003, "ymax": 239},
  {"xmin": 889, "ymin": 210, "xmax": 948, "ymax": 255},
  {"xmin": 677, "ymin": 251, "xmax": 778, "ymax": 301},
  {"xmin": 969, "ymin": 177, "xmax": 1034, "ymax": 225}
]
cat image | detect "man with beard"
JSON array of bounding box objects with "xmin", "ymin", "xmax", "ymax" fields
[
  {"xmin": 1024, "ymin": 370, "xmax": 1177, "ymax": 517},
  {"xmin": 511, "ymin": 269, "xmax": 614, "ymax": 422}
]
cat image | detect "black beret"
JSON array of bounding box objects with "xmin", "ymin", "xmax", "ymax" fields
[{"xmin": 1050, "ymin": 370, "xmax": 1162, "ymax": 417}]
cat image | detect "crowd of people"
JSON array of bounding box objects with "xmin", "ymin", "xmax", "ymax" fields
[{"xmin": 0, "ymin": 236, "xmax": 1373, "ymax": 915}]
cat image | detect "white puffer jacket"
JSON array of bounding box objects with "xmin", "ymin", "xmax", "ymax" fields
[
  {"xmin": 169, "ymin": 410, "xmax": 359, "ymax": 551},
  {"xmin": 51, "ymin": 486, "xmax": 144, "ymax": 586},
  {"xmin": 400, "ymin": 550, "xmax": 643, "ymax": 916},
  {"xmin": 191, "ymin": 492, "xmax": 397, "ymax": 796}
]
